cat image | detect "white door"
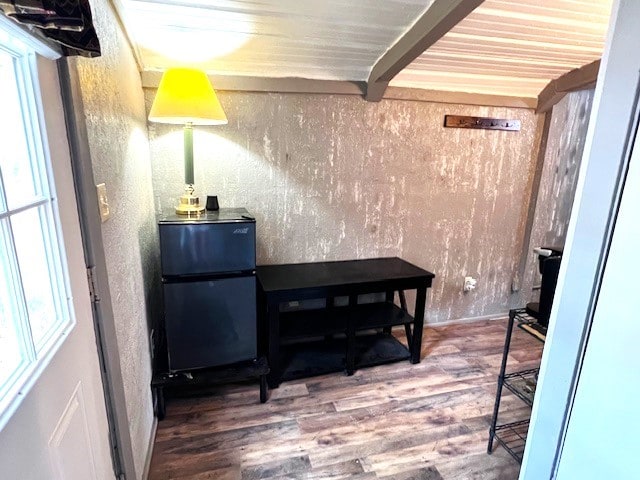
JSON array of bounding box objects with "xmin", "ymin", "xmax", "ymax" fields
[
  {"xmin": 0, "ymin": 24, "xmax": 114, "ymax": 480},
  {"xmin": 520, "ymin": 1, "xmax": 640, "ymax": 478},
  {"xmin": 553, "ymin": 109, "xmax": 640, "ymax": 478}
]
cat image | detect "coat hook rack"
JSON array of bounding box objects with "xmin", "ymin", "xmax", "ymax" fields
[{"xmin": 444, "ymin": 115, "xmax": 521, "ymax": 132}]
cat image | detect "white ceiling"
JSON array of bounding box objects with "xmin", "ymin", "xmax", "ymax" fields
[
  {"xmin": 114, "ymin": 0, "xmax": 434, "ymax": 80},
  {"xmin": 114, "ymin": 0, "xmax": 613, "ymax": 100},
  {"xmin": 391, "ymin": 0, "xmax": 613, "ymax": 98}
]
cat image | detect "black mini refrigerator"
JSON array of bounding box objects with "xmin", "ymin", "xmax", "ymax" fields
[{"xmin": 159, "ymin": 208, "xmax": 257, "ymax": 372}]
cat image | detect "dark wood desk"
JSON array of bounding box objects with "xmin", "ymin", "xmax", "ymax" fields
[{"xmin": 256, "ymin": 257, "xmax": 435, "ymax": 388}]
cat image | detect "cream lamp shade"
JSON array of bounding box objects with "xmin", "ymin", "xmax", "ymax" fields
[
  {"xmin": 149, "ymin": 68, "xmax": 228, "ymax": 125},
  {"xmin": 148, "ymin": 68, "xmax": 227, "ymax": 214}
]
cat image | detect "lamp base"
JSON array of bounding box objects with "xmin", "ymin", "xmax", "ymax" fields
[{"xmin": 175, "ymin": 185, "xmax": 205, "ymax": 215}]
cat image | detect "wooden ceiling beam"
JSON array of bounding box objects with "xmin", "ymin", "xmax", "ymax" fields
[
  {"xmin": 142, "ymin": 71, "xmax": 536, "ymax": 109},
  {"xmin": 536, "ymin": 59, "xmax": 600, "ymax": 113},
  {"xmin": 383, "ymin": 87, "xmax": 536, "ymax": 109},
  {"xmin": 142, "ymin": 71, "xmax": 366, "ymax": 96},
  {"xmin": 365, "ymin": 0, "xmax": 484, "ymax": 102}
]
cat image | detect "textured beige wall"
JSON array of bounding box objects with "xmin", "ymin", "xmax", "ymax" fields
[
  {"xmin": 520, "ymin": 89, "xmax": 595, "ymax": 302},
  {"xmin": 146, "ymin": 91, "xmax": 541, "ymax": 323},
  {"xmin": 75, "ymin": 0, "xmax": 158, "ymax": 477}
]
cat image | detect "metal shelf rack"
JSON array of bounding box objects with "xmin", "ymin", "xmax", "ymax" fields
[
  {"xmin": 493, "ymin": 419, "xmax": 530, "ymax": 463},
  {"xmin": 488, "ymin": 308, "xmax": 547, "ymax": 463},
  {"xmin": 503, "ymin": 368, "xmax": 539, "ymax": 407}
]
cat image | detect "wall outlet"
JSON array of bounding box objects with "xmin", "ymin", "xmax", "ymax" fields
[
  {"xmin": 463, "ymin": 276, "xmax": 477, "ymax": 292},
  {"xmin": 96, "ymin": 183, "xmax": 110, "ymax": 222}
]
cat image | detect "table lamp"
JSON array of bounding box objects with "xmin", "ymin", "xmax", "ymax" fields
[{"xmin": 149, "ymin": 68, "xmax": 227, "ymax": 214}]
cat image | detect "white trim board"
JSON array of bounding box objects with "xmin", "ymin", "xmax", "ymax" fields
[
  {"xmin": 520, "ymin": 0, "xmax": 640, "ymax": 477},
  {"xmin": 142, "ymin": 418, "xmax": 157, "ymax": 480},
  {"xmin": 426, "ymin": 312, "xmax": 507, "ymax": 327}
]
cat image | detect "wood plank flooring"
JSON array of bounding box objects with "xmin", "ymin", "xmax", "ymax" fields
[{"xmin": 148, "ymin": 319, "xmax": 543, "ymax": 480}]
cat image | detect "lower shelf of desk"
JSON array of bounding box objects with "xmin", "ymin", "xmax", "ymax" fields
[
  {"xmin": 279, "ymin": 332, "xmax": 410, "ymax": 383},
  {"xmin": 280, "ymin": 302, "xmax": 413, "ymax": 339},
  {"xmin": 152, "ymin": 357, "xmax": 269, "ymax": 419}
]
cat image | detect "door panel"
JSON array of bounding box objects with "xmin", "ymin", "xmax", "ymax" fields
[
  {"xmin": 164, "ymin": 276, "xmax": 257, "ymax": 370},
  {"xmin": 159, "ymin": 221, "xmax": 256, "ymax": 276},
  {"xmin": 555, "ymin": 111, "xmax": 640, "ymax": 478},
  {"xmin": 48, "ymin": 383, "xmax": 98, "ymax": 480},
  {"xmin": 0, "ymin": 56, "xmax": 113, "ymax": 478}
]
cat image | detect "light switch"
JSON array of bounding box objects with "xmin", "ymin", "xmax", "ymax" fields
[{"xmin": 96, "ymin": 183, "xmax": 110, "ymax": 222}]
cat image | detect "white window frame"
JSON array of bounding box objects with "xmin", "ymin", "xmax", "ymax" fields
[{"xmin": 0, "ymin": 17, "xmax": 76, "ymax": 430}]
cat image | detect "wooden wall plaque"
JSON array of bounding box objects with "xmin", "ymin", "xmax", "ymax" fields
[{"xmin": 444, "ymin": 115, "xmax": 521, "ymax": 131}]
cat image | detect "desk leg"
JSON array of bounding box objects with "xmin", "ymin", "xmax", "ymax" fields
[
  {"xmin": 257, "ymin": 287, "xmax": 267, "ymax": 357},
  {"xmin": 411, "ymin": 287, "xmax": 427, "ymax": 364},
  {"xmin": 154, "ymin": 387, "xmax": 165, "ymax": 420},
  {"xmin": 398, "ymin": 290, "xmax": 413, "ymax": 345},
  {"xmin": 267, "ymin": 303, "xmax": 281, "ymax": 389},
  {"xmin": 383, "ymin": 291, "xmax": 394, "ymax": 334},
  {"xmin": 260, "ymin": 374, "xmax": 268, "ymax": 403},
  {"xmin": 345, "ymin": 295, "xmax": 357, "ymax": 375}
]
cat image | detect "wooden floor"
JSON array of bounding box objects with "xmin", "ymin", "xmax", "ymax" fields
[{"xmin": 148, "ymin": 319, "xmax": 543, "ymax": 480}]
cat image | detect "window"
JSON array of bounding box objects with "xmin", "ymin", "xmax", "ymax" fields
[{"xmin": 0, "ymin": 31, "xmax": 73, "ymax": 419}]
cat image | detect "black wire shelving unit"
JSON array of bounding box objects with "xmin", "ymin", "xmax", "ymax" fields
[
  {"xmin": 487, "ymin": 308, "xmax": 547, "ymax": 464},
  {"xmin": 503, "ymin": 368, "xmax": 539, "ymax": 406},
  {"xmin": 493, "ymin": 419, "xmax": 530, "ymax": 463}
]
